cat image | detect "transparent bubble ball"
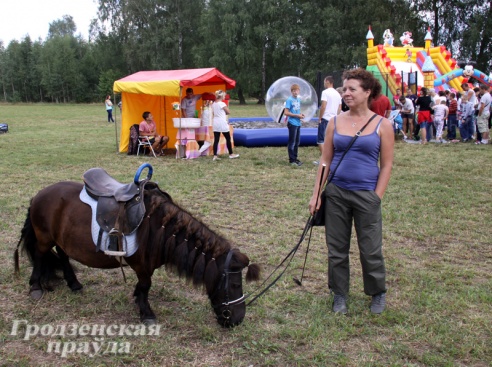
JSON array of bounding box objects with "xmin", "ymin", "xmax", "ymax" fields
[{"xmin": 265, "ymin": 76, "xmax": 318, "ymax": 123}]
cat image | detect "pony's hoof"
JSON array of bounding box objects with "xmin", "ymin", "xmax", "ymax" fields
[
  {"xmin": 69, "ymin": 281, "xmax": 83, "ymax": 292},
  {"xmin": 142, "ymin": 318, "xmax": 157, "ymax": 326},
  {"xmin": 30, "ymin": 289, "xmax": 44, "ymax": 300}
]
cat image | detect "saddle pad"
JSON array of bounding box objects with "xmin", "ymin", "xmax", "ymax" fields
[{"xmin": 79, "ymin": 187, "xmax": 138, "ymax": 257}]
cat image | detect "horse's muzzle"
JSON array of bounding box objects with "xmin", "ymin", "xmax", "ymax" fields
[{"xmin": 217, "ymin": 315, "xmax": 244, "ymax": 328}]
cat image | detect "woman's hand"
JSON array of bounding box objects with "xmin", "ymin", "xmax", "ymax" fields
[{"xmin": 308, "ymin": 194, "xmax": 321, "ymax": 215}]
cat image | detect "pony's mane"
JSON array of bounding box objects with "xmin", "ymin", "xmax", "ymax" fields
[{"xmin": 137, "ymin": 187, "xmax": 246, "ymax": 294}]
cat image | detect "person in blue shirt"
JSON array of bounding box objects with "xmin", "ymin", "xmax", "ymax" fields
[{"xmin": 283, "ymin": 84, "xmax": 305, "ymax": 166}]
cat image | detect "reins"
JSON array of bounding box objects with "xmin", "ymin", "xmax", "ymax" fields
[{"xmin": 245, "ymin": 216, "xmax": 314, "ymax": 306}]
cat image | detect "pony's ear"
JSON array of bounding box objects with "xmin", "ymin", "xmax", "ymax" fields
[
  {"xmin": 246, "ymin": 263, "xmax": 261, "ymax": 282},
  {"xmin": 232, "ymin": 250, "xmax": 250, "ymax": 269}
]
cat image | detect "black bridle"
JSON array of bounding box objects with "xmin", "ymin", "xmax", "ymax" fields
[{"xmin": 212, "ymin": 250, "xmax": 245, "ymax": 321}]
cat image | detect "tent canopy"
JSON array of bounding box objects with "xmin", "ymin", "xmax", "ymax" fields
[
  {"xmin": 114, "ymin": 68, "xmax": 236, "ymax": 96},
  {"xmin": 113, "ymin": 68, "xmax": 236, "ymax": 153}
]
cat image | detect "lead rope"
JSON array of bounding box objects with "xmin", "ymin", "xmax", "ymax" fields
[{"xmin": 245, "ymin": 216, "xmax": 313, "ymax": 306}]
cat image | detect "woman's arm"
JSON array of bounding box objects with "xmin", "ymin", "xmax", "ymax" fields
[
  {"xmin": 375, "ymin": 118, "xmax": 394, "ymax": 199},
  {"xmin": 309, "ymin": 118, "xmax": 335, "ymax": 214}
]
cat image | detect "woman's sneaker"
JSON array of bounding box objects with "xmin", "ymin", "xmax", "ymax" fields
[
  {"xmin": 332, "ymin": 294, "xmax": 347, "ymax": 314},
  {"xmin": 229, "ymin": 154, "xmax": 240, "ymax": 159},
  {"xmin": 370, "ymin": 292, "xmax": 386, "ymax": 314}
]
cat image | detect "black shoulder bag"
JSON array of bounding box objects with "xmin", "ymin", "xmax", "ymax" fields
[{"xmin": 311, "ymin": 113, "xmax": 378, "ymax": 226}]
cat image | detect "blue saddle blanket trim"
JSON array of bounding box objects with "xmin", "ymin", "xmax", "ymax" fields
[{"xmin": 79, "ymin": 187, "xmax": 138, "ymax": 257}]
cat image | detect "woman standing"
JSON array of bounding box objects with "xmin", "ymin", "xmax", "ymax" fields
[
  {"xmin": 105, "ymin": 95, "xmax": 115, "ymax": 123},
  {"xmin": 415, "ymin": 87, "xmax": 433, "ymax": 144},
  {"xmin": 309, "ymin": 68, "xmax": 394, "ymax": 315},
  {"xmin": 212, "ymin": 90, "xmax": 239, "ymax": 161}
]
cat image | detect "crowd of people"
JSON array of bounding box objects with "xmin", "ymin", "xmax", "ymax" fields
[
  {"xmin": 285, "ymin": 78, "xmax": 490, "ymax": 173},
  {"xmin": 316, "ymin": 81, "xmax": 491, "ymax": 145},
  {"xmin": 392, "ymin": 83, "xmax": 491, "ymax": 144}
]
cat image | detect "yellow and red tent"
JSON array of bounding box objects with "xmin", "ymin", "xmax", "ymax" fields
[{"xmin": 113, "ymin": 68, "xmax": 236, "ymax": 153}]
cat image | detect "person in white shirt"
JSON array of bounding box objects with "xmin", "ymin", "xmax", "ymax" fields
[
  {"xmin": 398, "ymin": 95, "xmax": 414, "ymax": 139},
  {"xmin": 432, "ymin": 100, "xmax": 449, "ymax": 142},
  {"xmin": 315, "ymin": 76, "xmax": 341, "ymax": 164},
  {"xmin": 212, "ymin": 90, "xmax": 239, "ymax": 160},
  {"xmin": 477, "ymin": 84, "xmax": 491, "ymax": 144}
]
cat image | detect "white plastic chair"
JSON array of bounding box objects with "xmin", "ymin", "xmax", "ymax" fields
[{"xmin": 137, "ymin": 137, "xmax": 156, "ymax": 157}]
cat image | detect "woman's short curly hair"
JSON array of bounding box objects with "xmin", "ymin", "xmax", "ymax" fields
[{"xmin": 342, "ymin": 68, "xmax": 382, "ymax": 105}]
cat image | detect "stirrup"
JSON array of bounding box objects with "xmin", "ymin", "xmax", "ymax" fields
[{"xmin": 104, "ymin": 250, "xmax": 127, "ymax": 256}]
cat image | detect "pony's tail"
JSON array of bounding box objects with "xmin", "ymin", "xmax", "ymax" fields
[
  {"xmin": 14, "ymin": 206, "xmax": 36, "ymax": 274},
  {"xmin": 14, "ymin": 204, "xmax": 64, "ymax": 281},
  {"xmin": 14, "ymin": 247, "xmax": 20, "ymax": 276}
]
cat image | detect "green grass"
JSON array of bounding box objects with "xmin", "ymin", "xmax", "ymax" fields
[{"xmin": 0, "ymin": 102, "xmax": 491, "ymax": 366}]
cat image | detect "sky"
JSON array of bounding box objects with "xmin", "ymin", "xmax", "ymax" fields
[{"xmin": 0, "ymin": 0, "xmax": 99, "ymax": 45}]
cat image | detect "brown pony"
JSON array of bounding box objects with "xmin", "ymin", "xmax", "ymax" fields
[{"xmin": 14, "ymin": 180, "xmax": 260, "ymax": 327}]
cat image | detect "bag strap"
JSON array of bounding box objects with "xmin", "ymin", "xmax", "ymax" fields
[{"xmin": 327, "ymin": 113, "xmax": 378, "ymax": 184}]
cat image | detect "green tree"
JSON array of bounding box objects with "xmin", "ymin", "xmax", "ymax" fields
[
  {"xmin": 39, "ymin": 36, "xmax": 81, "ymax": 102},
  {"xmin": 48, "ymin": 15, "xmax": 77, "ymax": 39},
  {"xmin": 98, "ymin": 69, "xmax": 122, "ymax": 98},
  {"xmin": 0, "ymin": 41, "xmax": 7, "ymax": 101},
  {"xmin": 460, "ymin": 1, "xmax": 492, "ymax": 73},
  {"xmin": 3, "ymin": 41, "xmax": 24, "ymax": 102},
  {"xmin": 408, "ymin": 0, "xmax": 491, "ymax": 74},
  {"xmin": 298, "ymin": 0, "xmax": 424, "ymax": 79},
  {"xmin": 194, "ymin": 0, "xmax": 263, "ymax": 103},
  {"xmin": 97, "ymin": 0, "xmax": 205, "ymax": 72}
]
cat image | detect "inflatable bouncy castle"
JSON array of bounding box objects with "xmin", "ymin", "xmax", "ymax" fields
[{"xmin": 366, "ymin": 27, "xmax": 491, "ymax": 104}]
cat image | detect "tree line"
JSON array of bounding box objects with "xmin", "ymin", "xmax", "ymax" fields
[{"xmin": 0, "ymin": 0, "xmax": 490, "ymax": 104}]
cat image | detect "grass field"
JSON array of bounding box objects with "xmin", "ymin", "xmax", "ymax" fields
[{"xmin": 0, "ymin": 102, "xmax": 491, "ymax": 366}]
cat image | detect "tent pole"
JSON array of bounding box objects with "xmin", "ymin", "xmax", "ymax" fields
[
  {"xmin": 178, "ymin": 86, "xmax": 183, "ymax": 158},
  {"xmin": 113, "ymin": 92, "xmax": 119, "ymax": 154}
]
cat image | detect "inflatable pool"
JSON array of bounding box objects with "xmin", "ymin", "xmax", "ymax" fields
[
  {"xmin": 229, "ymin": 117, "xmax": 318, "ymax": 147},
  {"xmin": 233, "ymin": 128, "xmax": 317, "ymax": 147}
]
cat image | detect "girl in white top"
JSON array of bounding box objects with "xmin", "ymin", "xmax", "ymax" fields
[{"xmin": 212, "ymin": 90, "xmax": 239, "ymax": 160}]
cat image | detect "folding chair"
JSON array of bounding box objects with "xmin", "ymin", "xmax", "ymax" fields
[{"xmin": 137, "ymin": 136, "xmax": 157, "ymax": 157}]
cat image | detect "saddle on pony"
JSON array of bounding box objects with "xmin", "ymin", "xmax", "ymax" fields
[{"xmin": 82, "ymin": 163, "xmax": 153, "ymax": 256}]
